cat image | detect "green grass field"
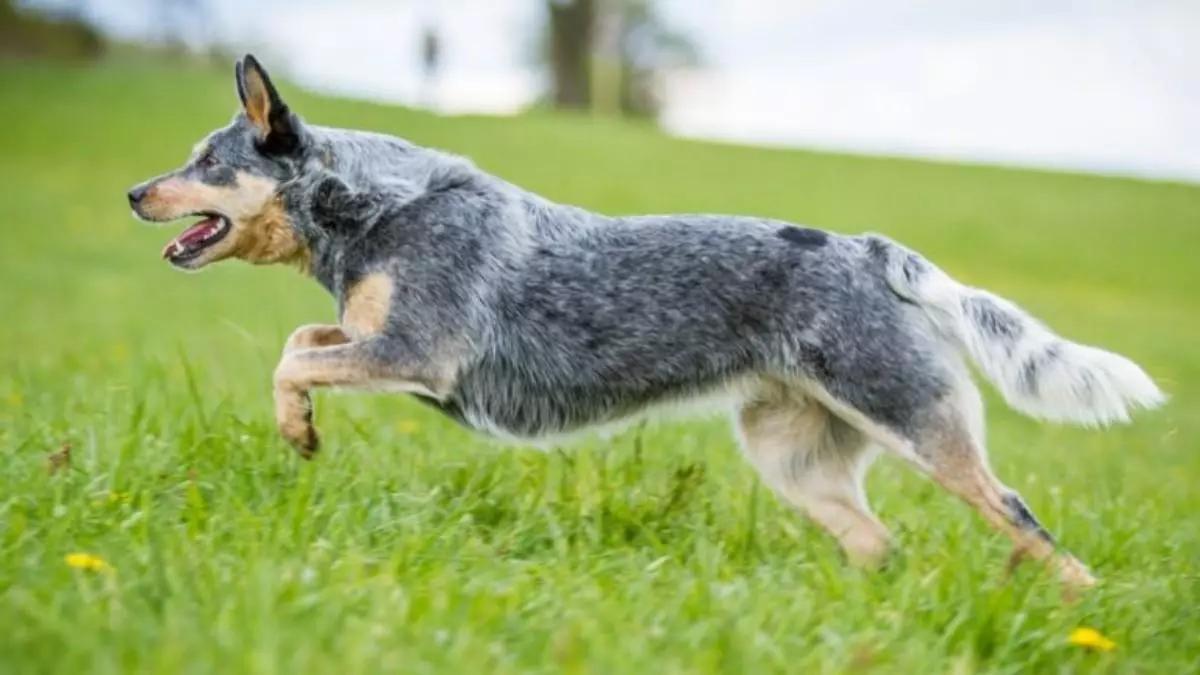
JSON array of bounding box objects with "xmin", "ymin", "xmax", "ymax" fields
[{"xmin": 1, "ymin": 59, "xmax": 1198, "ymax": 674}]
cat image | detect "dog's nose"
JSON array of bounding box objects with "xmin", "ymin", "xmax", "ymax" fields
[{"xmin": 127, "ymin": 185, "xmax": 148, "ymax": 208}]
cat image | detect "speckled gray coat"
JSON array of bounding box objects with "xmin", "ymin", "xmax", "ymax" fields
[
  {"xmin": 282, "ymin": 141, "xmax": 947, "ymax": 441},
  {"xmin": 281, "ymin": 119, "xmax": 1160, "ymax": 445},
  {"xmin": 132, "ymin": 56, "xmax": 1164, "ymax": 585}
]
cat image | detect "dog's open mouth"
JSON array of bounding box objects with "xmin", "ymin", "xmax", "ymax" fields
[{"xmin": 161, "ymin": 213, "xmax": 231, "ymax": 263}]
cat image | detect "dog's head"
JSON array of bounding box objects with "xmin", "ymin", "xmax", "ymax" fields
[{"xmin": 128, "ymin": 55, "xmax": 315, "ymax": 271}]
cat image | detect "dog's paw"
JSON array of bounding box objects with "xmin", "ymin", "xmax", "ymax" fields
[
  {"xmin": 1056, "ymin": 555, "xmax": 1098, "ymax": 599},
  {"xmin": 275, "ymin": 387, "xmax": 320, "ymax": 459},
  {"xmin": 283, "ymin": 421, "xmax": 320, "ymax": 459}
]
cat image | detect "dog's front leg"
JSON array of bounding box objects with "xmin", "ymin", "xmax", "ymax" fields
[
  {"xmin": 272, "ymin": 338, "xmax": 444, "ymax": 458},
  {"xmin": 282, "ymin": 324, "xmax": 351, "ymax": 354}
]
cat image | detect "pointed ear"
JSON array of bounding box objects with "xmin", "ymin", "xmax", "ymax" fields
[{"xmin": 235, "ymin": 54, "xmax": 299, "ymax": 153}]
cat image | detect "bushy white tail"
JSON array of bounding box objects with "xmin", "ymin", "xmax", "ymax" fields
[{"xmin": 876, "ymin": 236, "xmax": 1165, "ymax": 426}]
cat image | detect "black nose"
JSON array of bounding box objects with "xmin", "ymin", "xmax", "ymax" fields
[{"xmin": 127, "ymin": 185, "xmax": 147, "ymax": 208}]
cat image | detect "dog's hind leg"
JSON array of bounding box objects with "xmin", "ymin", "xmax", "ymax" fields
[
  {"xmin": 795, "ymin": 371, "xmax": 1094, "ymax": 589},
  {"xmin": 906, "ymin": 383, "xmax": 1097, "ymax": 590},
  {"xmin": 737, "ymin": 387, "xmax": 890, "ymax": 567}
]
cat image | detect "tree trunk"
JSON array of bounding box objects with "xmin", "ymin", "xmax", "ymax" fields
[{"xmin": 547, "ymin": 0, "xmax": 594, "ymax": 110}]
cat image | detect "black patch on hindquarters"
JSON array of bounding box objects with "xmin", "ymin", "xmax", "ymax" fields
[{"xmin": 777, "ymin": 226, "xmax": 827, "ymax": 248}]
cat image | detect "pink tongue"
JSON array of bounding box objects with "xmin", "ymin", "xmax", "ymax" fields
[
  {"xmin": 162, "ymin": 216, "xmax": 220, "ymax": 258},
  {"xmin": 179, "ymin": 216, "xmax": 220, "ymax": 245}
]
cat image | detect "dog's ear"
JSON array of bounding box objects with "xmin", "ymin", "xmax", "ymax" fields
[{"xmin": 235, "ymin": 54, "xmax": 299, "ymax": 154}]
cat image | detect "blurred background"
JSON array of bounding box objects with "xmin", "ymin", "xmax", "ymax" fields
[
  {"xmin": 2, "ymin": 3, "xmax": 1200, "ymax": 672},
  {"xmin": 7, "ymin": 0, "xmax": 1200, "ymax": 182}
]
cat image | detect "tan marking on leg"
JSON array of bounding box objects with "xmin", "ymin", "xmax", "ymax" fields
[
  {"xmin": 274, "ymin": 385, "xmax": 318, "ymax": 458},
  {"xmin": 283, "ymin": 324, "xmax": 351, "ymax": 354},
  {"xmin": 275, "ymin": 352, "xmax": 387, "ymax": 390},
  {"xmin": 341, "ymin": 273, "xmax": 393, "ymax": 339},
  {"xmin": 273, "ymin": 353, "xmax": 379, "ymax": 458},
  {"xmin": 917, "ymin": 402, "xmax": 1097, "ymax": 591},
  {"xmin": 738, "ymin": 386, "xmax": 891, "ymax": 567},
  {"xmin": 272, "ymin": 343, "xmax": 445, "ymax": 457}
]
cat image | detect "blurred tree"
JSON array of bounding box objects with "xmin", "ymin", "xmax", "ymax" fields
[
  {"xmin": 0, "ymin": 0, "xmax": 102, "ymax": 59},
  {"xmin": 543, "ymin": 0, "xmax": 697, "ymax": 120},
  {"xmin": 546, "ymin": 0, "xmax": 595, "ymax": 110},
  {"xmin": 610, "ymin": 0, "xmax": 699, "ymax": 118},
  {"xmin": 420, "ymin": 23, "xmax": 442, "ymax": 109}
]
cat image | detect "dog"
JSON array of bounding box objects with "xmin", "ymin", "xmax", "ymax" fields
[{"xmin": 129, "ymin": 55, "xmax": 1164, "ymax": 588}]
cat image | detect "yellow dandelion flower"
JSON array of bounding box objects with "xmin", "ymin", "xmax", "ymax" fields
[
  {"xmin": 1067, "ymin": 627, "xmax": 1116, "ymax": 652},
  {"xmin": 64, "ymin": 552, "xmax": 111, "ymax": 573},
  {"xmin": 397, "ymin": 420, "xmax": 420, "ymax": 434}
]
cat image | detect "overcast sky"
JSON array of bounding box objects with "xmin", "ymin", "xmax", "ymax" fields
[{"xmin": 29, "ymin": 0, "xmax": 1200, "ymax": 182}]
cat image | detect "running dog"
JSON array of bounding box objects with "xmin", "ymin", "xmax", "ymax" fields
[{"xmin": 129, "ymin": 55, "xmax": 1165, "ymax": 588}]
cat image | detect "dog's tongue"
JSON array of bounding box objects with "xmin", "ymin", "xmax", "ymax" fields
[{"xmin": 162, "ymin": 216, "xmax": 220, "ymax": 258}]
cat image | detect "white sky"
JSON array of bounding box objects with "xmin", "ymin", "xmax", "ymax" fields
[{"xmin": 30, "ymin": 0, "xmax": 1200, "ymax": 182}]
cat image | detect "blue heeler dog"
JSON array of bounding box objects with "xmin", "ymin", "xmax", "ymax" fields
[{"xmin": 129, "ymin": 55, "xmax": 1164, "ymax": 589}]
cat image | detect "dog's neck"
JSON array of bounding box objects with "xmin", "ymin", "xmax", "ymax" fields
[
  {"xmin": 303, "ymin": 232, "xmax": 340, "ymax": 294},
  {"xmin": 292, "ymin": 126, "xmax": 486, "ymax": 296}
]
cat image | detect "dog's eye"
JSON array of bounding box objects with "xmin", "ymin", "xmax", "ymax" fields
[{"xmin": 197, "ymin": 151, "xmax": 217, "ymax": 168}]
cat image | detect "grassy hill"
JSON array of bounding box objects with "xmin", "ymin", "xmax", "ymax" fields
[{"xmin": 1, "ymin": 59, "xmax": 1197, "ymax": 673}]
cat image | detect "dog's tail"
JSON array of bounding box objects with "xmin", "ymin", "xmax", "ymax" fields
[{"xmin": 871, "ymin": 235, "xmax": 1165, "ymax": 426}]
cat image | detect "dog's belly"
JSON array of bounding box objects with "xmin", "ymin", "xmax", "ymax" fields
[
  {"xmin": 434, "ymin": 373, "xmax": 762, "ymax": 444},
  {"xmin": 426, "ymin": 355, "xmax": 765, "ymax": 442}
]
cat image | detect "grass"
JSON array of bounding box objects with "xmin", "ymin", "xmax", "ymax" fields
[{"xmin": 1, "ymin": 57, "xmax": 1198, "ymax": 674}]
